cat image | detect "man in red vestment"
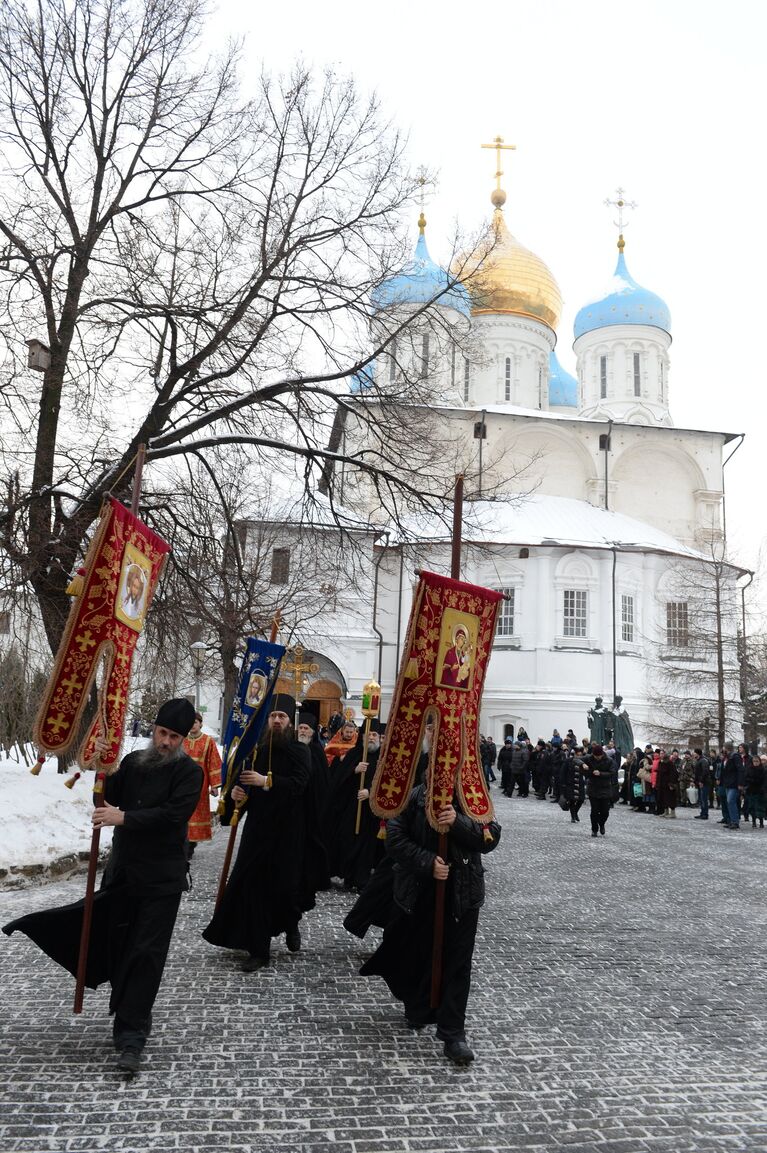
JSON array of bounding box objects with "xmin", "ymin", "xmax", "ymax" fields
[{"xmin": 182, "ymin": 712, "xmax": 222, "ymax": 854}]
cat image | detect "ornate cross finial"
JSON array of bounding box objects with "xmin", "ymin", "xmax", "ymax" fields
[
  {"xmin": 481, "ymin": 135, "xmax": 516, "ymax": 209},
  {"xmin": 415, "ymin": 166, "xmax": 432, "ymax": 234},
  {"xmin": 604, "ymin": 187, "xmax": 637, "ymax": 252}
]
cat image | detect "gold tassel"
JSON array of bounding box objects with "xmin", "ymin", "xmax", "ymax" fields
[
  {"xmin": 64, "ymin": 771, "xmax": 81, "ymax": 789},
  {"xmin": 265, "ymin": 771, "xmax": 272, "ymax": 790},
  {"xmin": 483, "ymin": 825, "xmax": 494, "ymax": 844},
  {"xmin": 30, "ymin": 754, "xmax": 45, "ymax": 776},
  {"xmin": 231, "ymin": 807, "xmax": 241, "ymax": 828},
  {"xmin": 216, "ymin": 796, "xmax": 226, "ymax": 817},
  {"xmin": 377, "ymin": 819, "xmax": 387, "ymax": 841},
  {"xmin": 404, "ymin": 656, "xmax": 419, "ymax": 679},
  {"xmin": 65, "ymin": 567, "xmax": 86, "ymax": 596}
]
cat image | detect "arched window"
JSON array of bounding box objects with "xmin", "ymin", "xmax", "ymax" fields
[
  {"xmin": 463, "ymin": 358, "xmax": 470, "ymax": 402},
  {"xmin": 600, "ymin": 355, "xmax": 607, "ymax": 398},
  {"xmin": 505, "ymin": 357, "xmax": 511, "ymax": 401}
]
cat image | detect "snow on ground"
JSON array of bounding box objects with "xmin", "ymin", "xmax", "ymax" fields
[
  {"xmin": 0, "ymin": 756, "xmax": 113, "ymax": 869},
  {"xmin": 1, "ymin": 733, "xmax": 222, "ymax": 871}
]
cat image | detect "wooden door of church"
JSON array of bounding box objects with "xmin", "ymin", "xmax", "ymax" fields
[{"xmin": 303, "ymin": 678, "xmax": 342, "ymax": 726}]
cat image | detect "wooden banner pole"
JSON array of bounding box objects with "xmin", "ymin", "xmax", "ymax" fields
[
  {"xmin": 74, "ymin": 444, "xmax": 147, "ymax": 1013},
  {"xmin": 430, "ymin": 474, "xmax": 463, "ymax": 1009}
]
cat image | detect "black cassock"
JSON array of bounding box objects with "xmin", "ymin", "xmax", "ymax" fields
[
  {"xmin": 3, "ymin": 751, "xmax": 203, "ymax": 1044},
  {"xmin": 202, "ymin": 738, "xmax": 311, "ymax": 958},
  {"xmin": 323, "ymin": 740, "xmax": 384, "ymax": 890}
]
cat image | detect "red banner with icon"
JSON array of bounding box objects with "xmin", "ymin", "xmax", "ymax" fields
[
  {"xmin": 370, "ymin": 570, "xmax": 502, "ymax": 830},
  {"xmin": 34, "ymin": 498, "xmax": 170, "ymax": 771}
]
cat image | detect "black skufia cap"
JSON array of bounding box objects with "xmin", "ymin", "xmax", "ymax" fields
[
  {"xmin": 298, "ymin": 711, "xmax": 318, "ymax": 729},
  {"xmin": 270, "ymin": 693, "xmax": 296, "ymax": 720},
  {"xmin": 154, "ymin": 698, "xmax": 196, "ymax": 737}
]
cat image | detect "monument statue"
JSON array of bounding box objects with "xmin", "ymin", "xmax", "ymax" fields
[
  {"xmin": 587, "ymin": 696, "xmax": 607, "ymax": 744},
  {"xmin": 609, "ymin": 695, "xmax": 634, "ymax": 754}
]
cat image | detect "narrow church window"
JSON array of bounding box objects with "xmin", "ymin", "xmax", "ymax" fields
[
  {"xmin": 633, "ymin": 352, "xmax": 641, "ymax": 397},
  {"xmin": 563, "ymin": 589, "xmax": 587, "ymax": 638},
  {"xmin": 538, "ymin": 365, "xmax": 543, "ymax": 409},
  {"xmin": 505, "ymin": 357, "xmax": 511, "ymax": 401},
  {"xmin": 600, "ymin": 356, "xmax": 607, "ymax": 398},
  {"xmin": 463, "ymin": 358, "xmax": 470, "ymax": 402},
  {"xmin": 621, "ymin": 594, "xmax": 634, "ymax": 643},
  {"xmin": 451, "ymin": 345, "xmax": 456, "ymax": 389},
  {"xmin": 0, "ymin": 609, "xmax": 9, "ymax": 634},
  {"xmin": 666, "ymin": 601, "xmax": 689, "ymax": 648},
  {"xmin": 389, "ymin": 339, "xmax": 398, "ymax": 383},
  {"xmin": 495, "ymin": 588, "xmax": 515, "ymax": 637},
  {"xmin": 420, "ymin": 334, "xmax": 430, "ymax": 379},
  {"xmin": 270, "ymin": 547, "xmax": 290, "ymax": 586}
]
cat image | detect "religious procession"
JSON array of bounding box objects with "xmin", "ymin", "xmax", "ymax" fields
[{"xmin": 2, "ymin": 489, "xmax": 503, "ymax": 1077}]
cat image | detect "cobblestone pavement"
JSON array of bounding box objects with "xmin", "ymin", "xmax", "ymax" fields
[{"xmin": 1, "ymin": 795, "xmax": 766, "ymax": 1153}]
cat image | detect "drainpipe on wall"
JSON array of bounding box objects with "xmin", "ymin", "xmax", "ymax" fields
[
  {"xmin": 721, "ymin": 432, "xmax": 744, "ymax": 550},
  {"xmin": 371, "ymin": 531, "xmax": 390, "ymax": 685},
  {"xmin": 604, "ymin": 418, "xmax": 613, "ymax": 511}
]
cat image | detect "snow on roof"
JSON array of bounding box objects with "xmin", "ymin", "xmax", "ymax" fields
[
  {"xmin": 425, "ymin": 401, "xmax": 741, "ymax": 442},
  {"xmin": 389, "ymin": 493, "xmax": 736, "ymax": 566}
]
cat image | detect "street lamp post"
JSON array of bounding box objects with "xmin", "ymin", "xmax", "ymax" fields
[{"xmin": 189, "ymin": 640, "xmax": 207, "ymax": 713}]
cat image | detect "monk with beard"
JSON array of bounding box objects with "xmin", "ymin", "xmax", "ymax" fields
[
  {"xmin": 3, "ymin": 698, "xmax": 203, "ymax": 1075},
  {"xmin": 202, "ymin": 694, "xmax": 311, "ymax": 971}
]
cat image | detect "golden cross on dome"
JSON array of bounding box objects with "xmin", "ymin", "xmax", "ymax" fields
[
  {"xmin": 481, "ymin": 136, "xmax": 516, "ymax": 209},
  {"xmin": 604, "ymin": 187, "xmax": 637, "ymax": 251}
]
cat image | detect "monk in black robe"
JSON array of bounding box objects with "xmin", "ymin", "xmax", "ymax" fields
[
  {"xmin": 202, "ymin": 694, "xmax": 311, "ymax": 971},
  {"xmin": 3, "ymin": 698, "xmax": 203, "ymax": 1075},
  {"xmin": 296, "ymin": 709, "xmax": 332, "ymax": 903}
]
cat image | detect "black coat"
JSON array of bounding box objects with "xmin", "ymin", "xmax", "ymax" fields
[
  {"xmin": 103, "ymin": 750, "xmax": 204, "ymax": 895},
  {"xmin": 561, "ymin": 756, "xmax": 586, "ymax": 803},
  {"xmin": 386, "ymin": 785, "xmax": 501, "ymax": 919},
  {"xmin": 583, "ymin": 753, "xmax": 616, "ymax": 799}
]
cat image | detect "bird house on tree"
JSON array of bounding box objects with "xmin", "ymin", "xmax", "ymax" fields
[{"xmin": 26, "ymin": 339, "xmax": 50, "ymax": 372}]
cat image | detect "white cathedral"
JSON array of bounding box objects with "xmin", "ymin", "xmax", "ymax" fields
[{"xmin": 267, "ymin": 172, "xmax": 745, "ymax": 749}]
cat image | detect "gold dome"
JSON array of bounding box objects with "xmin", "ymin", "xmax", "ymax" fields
[{"xmin": 455, "ymin": 209, "xmax": 562, "ymax": 331}]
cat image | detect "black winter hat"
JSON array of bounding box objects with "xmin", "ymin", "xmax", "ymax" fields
[
  {"xmin": 297, "ymin": 711, "xmax": 318, "ymax": 729},
  {"xmin": 154, "ymin": 698, "xmax": 196, "ymax": 737}
]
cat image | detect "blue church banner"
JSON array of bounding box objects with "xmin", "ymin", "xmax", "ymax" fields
[{"xmin": 220, "ymin": 638, "xmax": 285, "ymax": 793}]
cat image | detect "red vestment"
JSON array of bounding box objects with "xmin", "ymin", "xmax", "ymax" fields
[
  {"xmin": 182, "ymin": 732, "xmax": 222, "ymax": 842},
  {"xmin": 324, "ymin": 730, "xmax": 358, "ymax": 767}
]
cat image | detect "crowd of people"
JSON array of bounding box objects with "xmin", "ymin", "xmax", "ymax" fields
[{"xmin": 479, "ymin": 730, "xmax": 766, "ymax": 832}]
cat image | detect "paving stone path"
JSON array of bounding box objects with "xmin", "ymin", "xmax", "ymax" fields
[{"xmin": 1, "ymin": 794, "xmax": 765, "ymax": 1152}]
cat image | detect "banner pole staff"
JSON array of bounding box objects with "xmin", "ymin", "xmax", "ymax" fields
[
  {"xmin": 430, "ymin": 474, "xmax": 463, "ymax": 1009},
  {"xmin": 214, "ymin": 613, "xmax": 281, "ymax": 912},
  {"xmin": 74, "ymin": 443, "xmax": 146, "ymax": 1014}
]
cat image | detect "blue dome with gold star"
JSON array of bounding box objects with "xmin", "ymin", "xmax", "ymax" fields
[
  {"xmin": 574, "ymin": 247, "xmax": 671, "ymax": 339},
  {"xmin": 548, "ymin": 350, "xmax": 578, "ymax": 407},
  {"xmin": 372, "ymin": 217, "xmax": 471, "ymax": 317}
]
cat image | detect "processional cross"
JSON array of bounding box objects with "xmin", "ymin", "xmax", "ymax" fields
[{"xmin": 281, "ymin": 643, "xmax": 319, "ymax": 698}]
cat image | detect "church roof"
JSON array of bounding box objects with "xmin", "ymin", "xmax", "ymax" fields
[
  {"xmin": 548, "ymin": 350, "xmax": 578, "ymax": 407},
  {"xmin": 574, "ymin": 247, "xmax": 671, "ymax": 339},
  {"xmin": 389, "ymin": 493, "xmax": 739, "ymax": 567},
  {"xmin": 372, "ymin": 220, "xmax": 471, "ymax": 317}
]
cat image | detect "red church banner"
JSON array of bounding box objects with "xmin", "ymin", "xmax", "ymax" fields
[
  {"xmin": 370, "ymin": 570, "xmax": 503, "ymax": 830},
  {"xmin": 34, "ymin": 498, "xmax": 170, "ymax": 772}
]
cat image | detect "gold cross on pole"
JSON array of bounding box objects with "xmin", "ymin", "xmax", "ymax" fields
[
  {"xmin": 481, "ymin": 136, "xmax": 516, "ymax": 208},
  {"xmin": 281, "ymin": 643, "xmax": 319, "ymax": 699}
]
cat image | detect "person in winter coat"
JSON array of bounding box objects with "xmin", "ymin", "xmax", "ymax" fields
[
  {"xmin": 582, "ymin": 744, "xmax": 616, "ymax": 837},
  {"xmin": 656, "ymin": 752, "xmax": 679, "ymax": 818},
  {"xmin": 744, "ymin": 755, "xmax": 765, "ymax": 829},
  {"xmin": 497, "ymin": 738, "xmax": 515, "ymax": 796},
  {"xmin": 561, "ymin": 750, "xmax": 586, "ymax": 822},
  {"xmin": 693, "ymin": 749, "xmax": 712, "ymax": 820},
  {"xmin": 358, "ymin": 775, "xmax": 501, "ymax": 1066},
  {"xmin": 721, "ymin": 743, "xmax": 746, "ymax": 829}
]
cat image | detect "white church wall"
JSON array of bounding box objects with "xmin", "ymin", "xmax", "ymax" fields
[{"xmin": 468, "ymin": 314, "xmax": 553, "ymax": 410}]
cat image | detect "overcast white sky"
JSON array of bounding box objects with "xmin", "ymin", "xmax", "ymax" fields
[{"xmin": 216, "ymin": 0, "xmax": 766, "ymax": 595}]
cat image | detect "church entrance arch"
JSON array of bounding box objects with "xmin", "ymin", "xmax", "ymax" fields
[{"xmin": 275, "ymin": 648, "xmax": 347, "ymax": 727}]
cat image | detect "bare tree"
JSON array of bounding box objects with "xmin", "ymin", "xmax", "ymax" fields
[
  {"xmin": 136, "ymin": 448, "xmax": 371, "ymax": 721},
  {"xmin": 0, "ymin": 0, "xmax": 481, "ymax": 658},
  {"xmin": 648, "ymin": 545, "xmax": 745, "ymax": 749}
]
